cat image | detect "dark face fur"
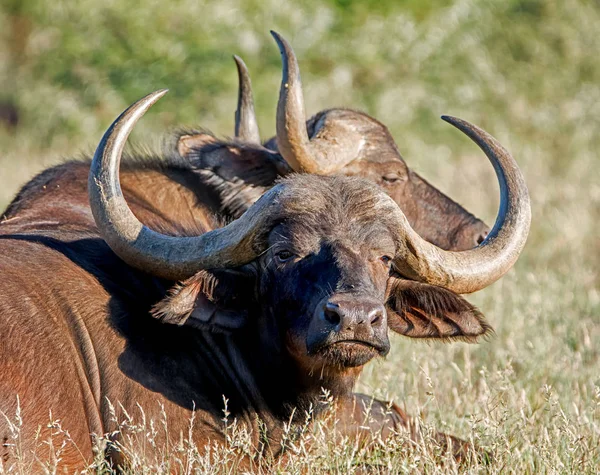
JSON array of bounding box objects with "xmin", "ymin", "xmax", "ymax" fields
[
  {"xmin": 153, "ymin": 176, "xmax": 493, "ymax": 397},
  {"xmin": 257, "ymin": 215, "xmax": 395, "ymax": 371}
]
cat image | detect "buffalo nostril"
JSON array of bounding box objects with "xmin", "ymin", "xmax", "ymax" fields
[
  {"xmin": 369, "ymin": 308, "xmax": 384, "ymax": 326},
  {"xmin": 323, "ymin": 302, "xmax": 341, "ymax": 326},
  {"xmin": 476, "ymin": 231, "xmax": 488, "ymax": 245}
]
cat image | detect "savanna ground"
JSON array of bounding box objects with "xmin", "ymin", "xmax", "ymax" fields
[{"xmin": 1, "ymin": 0, "xmax": 599, "ymax": 473}]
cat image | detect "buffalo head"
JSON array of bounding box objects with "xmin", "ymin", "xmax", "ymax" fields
[
  {"xmin": 176, "ymin": 32, "xmax": 489, "ymax": 251},
  {"xmin": 152, "ymin": 175, "xmax": 493, "ymax": 389},
  {"xmin": 88, "ymin": 89, "xmax": 530, "ymax": 390}
]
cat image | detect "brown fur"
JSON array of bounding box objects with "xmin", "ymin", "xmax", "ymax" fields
[{"xmin": 0, "ymin": 161, "xmax": 490, "ymax": 471}]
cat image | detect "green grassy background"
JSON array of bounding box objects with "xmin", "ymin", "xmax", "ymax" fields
[{"xmin": 1, "ymin": 0, "xmax": 599, "ymax": 472}]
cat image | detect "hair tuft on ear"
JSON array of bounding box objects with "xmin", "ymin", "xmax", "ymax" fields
[
  {"xmin": 152, "ymin": 269, "xmax": 253, "ymax": 331},
  {"xmin": 151, "ymin": 272, "xmax": 217, "ymax": 325}
]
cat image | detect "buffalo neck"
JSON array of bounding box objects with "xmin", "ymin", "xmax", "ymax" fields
[{"xmin": 237, "ymin": 313, "xmax": 362, "ymax": 422}]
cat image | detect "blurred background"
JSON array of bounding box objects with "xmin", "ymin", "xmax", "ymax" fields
[{"xmin": 1, "ymin": 0, "xmax": 598, "ymax": 469}]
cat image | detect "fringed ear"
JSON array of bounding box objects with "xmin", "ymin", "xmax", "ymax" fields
[
  {"xmin": 177, "ymin": 133, "xmax": 218, "ymax": 158},
  {"xmin": 175, "ymin": 131, "xmax": 291, "ymax": 218},
  {"xmin": 386, "ymin": 278, "xmax": 493, "ymax": 342},
  {"xmin": 176, "ymin": 130, "xmax": 291, "ymax": 179},
  {"xmin": 152, "ymin": 269, "xmax": 255, "ymax": 332}
]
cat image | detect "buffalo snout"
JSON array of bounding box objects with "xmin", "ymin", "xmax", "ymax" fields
[
  {"xmin": 307, "ymin": 294, "xmax": 390, "ymax": 367},
  {"xmin": 322, "ymin": 300, "xmax": 384, "ymax": 333}
]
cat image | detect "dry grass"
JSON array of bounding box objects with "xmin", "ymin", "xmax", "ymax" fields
[{"xmin": 1, "ymin": 0, "xmax": 599, "ymax": 473}]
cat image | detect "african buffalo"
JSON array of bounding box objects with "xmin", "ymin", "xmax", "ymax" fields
[
  {"xmin": 0, "ymin": 86, "xmax": 529, "ymax": 471},
  {"xmin": 172, "ymin": 32, "xmax": 490, "ymax": 251}
]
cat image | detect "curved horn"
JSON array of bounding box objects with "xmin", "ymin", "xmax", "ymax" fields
[
  {"xmin": 89, "ymin": 90, "xmax": 284, "ymax": 281},
  {"xmin": 390, "ymin": 116, "xmax": 531, "ymax": 294},
  {"xmin": 233, "ymin": 55, "xmax": 261, "ymax": 142},
  {"xmin": 271, "ymin": 31, "xmax": 362, "ymax": 174}
]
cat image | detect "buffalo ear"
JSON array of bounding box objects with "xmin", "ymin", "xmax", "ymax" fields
[
  {"xmin": 152, "ymin": 269, "xmax": 255, "ymax": 332},
  {"xmin": 177, "ymin": 132, "xmax": 218, "ymax": 158},
  {"xmin": 386, "ymin": 278, "xmax": 492, "ymax": 342},
  {"xmin": 175, "ymin": 133, "xmax": 290, "ymax": 218},
  {"xmin": 177, "ymin": 131, "xmax": 290, "ymax": 180}
]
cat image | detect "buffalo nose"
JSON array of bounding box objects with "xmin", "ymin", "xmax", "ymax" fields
[{"xmin": 323, "ymin": 301, "xmax": 385, "ymax": 331}]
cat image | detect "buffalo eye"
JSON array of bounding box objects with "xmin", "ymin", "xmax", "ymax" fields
[
  {"xmin": 382, "ymin": 173, "xmax": 400, "ymax": 184},
  {"xmin": 275, "ymin": 250, "xmax": 295, "ymax": 263},
  {"xmin": 380, "ymin": 255, "xmax": 393, "ymax": 267}
]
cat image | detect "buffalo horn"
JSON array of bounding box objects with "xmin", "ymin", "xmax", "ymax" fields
[
  {"xmin": 272, "ymin": 31, "xmax": 363, "ymax": 174},
  {"xmin": 89, "ymin": 90, "xmax": 284, "ymax": 281},
  {"xmin": 233, "ymin": 55, "xmax": 261, "ymax": 142},
  {"xmin": 389, "ymin": 116, "xmax": 531, "ymax": 294}
]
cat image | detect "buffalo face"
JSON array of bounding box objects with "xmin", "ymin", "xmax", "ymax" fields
[
  {"xmin": 257, "ymin": 217, "xmax": 394, "ymax": 370},
  {"xmin": 152, "ymin": 176, "xmax": 399, "ymax": 374},
  {"xmin": 340, "ymin": 157, "xmax": 490, "ymax": 251}
]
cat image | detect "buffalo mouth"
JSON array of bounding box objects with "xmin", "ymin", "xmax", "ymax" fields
[{"xmin": 311, "ymin": 339, "xmax": 390, "ymax": 368}]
